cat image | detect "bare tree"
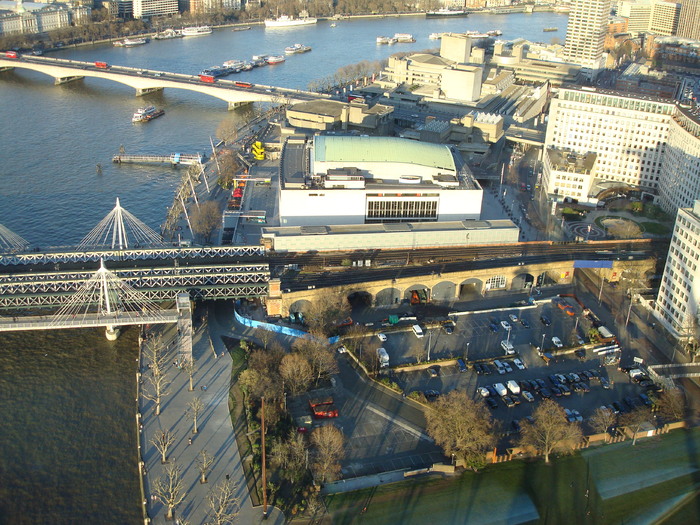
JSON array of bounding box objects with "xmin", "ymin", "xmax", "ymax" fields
[
  {"xmin": 270, "ymin": 431, "xmax": 308, "ymax": 483},
  {"xmin": 294, "ymin": 335, "xmax": 339, "ymax": 383},
  {"xmin": 425, "ymin": 391, "xmax": 496, "ymax": 471},
  {"xmin": 407, "ymin": 339, "xmax": 425, "ymax": 364},
  {"xmin": 197, "ymin": 449, "xmax": 214, "ymax": 484},
  {"xmin": 182, "ymin": 358, "xmax": 196, "ymax": 392},
  {"xmin": 279, "ymin": 353, "xmax": 314, "ymax": 395},
  {"xmin": 620, "ymin": 406, "xmax": 652, "ymax": 446},
  {"xmin": 589, "ymin": 407, "xmax": 617, "ymax": 435},
  {"xmin": 657, "ymin": 388, "xmax": 686, "ymax": 422},
  {"xmin": 190, "ymin": 200, "xmax": 222, "ymax": 244},
  {"xmin": 303, "ymin": 292, "xmax": 351, "ymax": 336},
  {"xmin": 151, "ymin": 430, "xmax": 176, "ymax": 464},
  {"xmin": 519, "ymin": 399, "xmax": 583, "ymax": 463},
  {"xmin": 255, "ymin": 327, "xmax": 274, "ymax": 350},
  {"xmin": 207, "ymin": 479, "xmax": 240, "ymax": 525},
  {"xmin": 153, "ymin": 462, "xmax": 186, "ymax": 521},
  {"xmin": 606, "ymin": 219, "xmax": 642, "ymax": 239},
  {"xmin": 310, "ymin": 425, "xmax": 344, "ymax": 483},
  {"xmin": 216, "ymin": 118, "xmax": 239, "ymax": 145},
  {"xmin": 142, "ymin": 335, "xmax": 171, "ymax": 416},
  {"xmin": 187, "ymin": 397, "xmax": 205, "ymax": 434}
]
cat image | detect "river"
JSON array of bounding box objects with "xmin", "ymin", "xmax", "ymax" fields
[{"xmin": 0, "ymin": 11, "xmax": 567, "ymax": 523}]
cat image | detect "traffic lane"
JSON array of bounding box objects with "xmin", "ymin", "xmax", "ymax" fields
[{"xmin": 337, "ymin": 356, "xmax": 428, "ymax": 430}]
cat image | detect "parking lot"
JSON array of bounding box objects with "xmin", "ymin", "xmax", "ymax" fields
[{"xmin": 367, "ymin": 294, "xmax": 656, "ymax": 436}]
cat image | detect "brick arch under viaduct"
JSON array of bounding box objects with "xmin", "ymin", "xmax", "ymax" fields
[{"xmin": 268, "ymin": 258, "xmax": 654, "ymax": 317}]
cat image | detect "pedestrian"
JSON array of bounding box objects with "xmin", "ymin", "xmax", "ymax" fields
[
  {"xmin": 188, "ymin": 438, "xmax": 192, "ymax": 445},
  {"xmin": 226, "ymin": 474, "xmax": 230, "ymax": 480}
]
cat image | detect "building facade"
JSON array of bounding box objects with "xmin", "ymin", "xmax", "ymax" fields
[
  {"xmin": 544, "ymin": 86, "xmax": 675, "ymax": 200},
  {"xmin": 655, "ymin": 200, "xmax": 700, "ymax": 338},
  {"xmin": 133, "ymin": 0, "xmax": 178, "ymax": 18},
  {"xmin": 563, "ymin": 0, "xmax": 612, "ymax": 79},
  {"xmin": 677, "ymin": 0, "xmax": 700, "ymax": 40}
]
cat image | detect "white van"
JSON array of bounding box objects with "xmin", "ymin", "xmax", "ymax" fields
[
  {"xmin": 507, "ymin": 380, "xmax": 520, "ymax": 395},
  {"xmin": 412, "ymin": 324, "xmax": 424, "ymax": 338},
  {"xmin": 493, "ymin": 383, "xmax": 508, "ymax": 397},
  {"xmin": 501, "ymin": 340, "xmax": 515, "ymax": 355}
]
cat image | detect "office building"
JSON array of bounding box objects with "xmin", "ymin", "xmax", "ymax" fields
[
  {"xmin": 677, "ymin": 0, "xmax": 700, "ymax": 40},
  {"xmin": 544, "ymin": 86, "xmax": 675, "ymax": 200},
  {"xmin": 564, "ymin": 0, "xmax": 612, "ymax": 79},
  {"xmin": 655, "ymin": 200, "xmax": 700, "ymax": 338},
  {"xmin": 133, "ymin": 0, "xmax": 178, "ymax": 18},
  {"xmin": 618, "ymin": 0, "xmax": 680, "ymax": 36}
]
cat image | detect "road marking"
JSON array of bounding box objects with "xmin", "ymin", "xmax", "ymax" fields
[{"xmin": 364, "ymin": 405, "xmax": 433, "ymax": 442}]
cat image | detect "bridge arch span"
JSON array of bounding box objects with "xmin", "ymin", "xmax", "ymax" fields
[
  {"xmin": 459, "ymin": 278, "xmax": 483, "ymax": 299},
  {"xmin": 404, "ymin": 284, "xmax": 430, "ymax": 305},
  {"xmin": 512, "ymin": 272, "xmax": 535, "ymax": 289},
  {"xmin": 431, "ymin": 280, "xmax": 457, "ymax": 303},
  {"xmin": 375, "ymin": 287, "xmax": 402, "ymax": 306}
]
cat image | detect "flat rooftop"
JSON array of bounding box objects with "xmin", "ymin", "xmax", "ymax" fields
[
  {"xmin": 547, "ymin": 148, "xmax": 597, "ymax": 173},
  {"xmin": 263, "ymin": 219, "xmax": 515, "ymax": 238}
]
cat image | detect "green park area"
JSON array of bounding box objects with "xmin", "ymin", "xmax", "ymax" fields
[{"xmin": 323, "ymin": 428, "xmax": 700, "ymax": 525}]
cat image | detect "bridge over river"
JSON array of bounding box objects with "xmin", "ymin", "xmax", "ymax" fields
[{"xmin": 0, "ymin": 54, "xmax": 328, "ymax": 109}]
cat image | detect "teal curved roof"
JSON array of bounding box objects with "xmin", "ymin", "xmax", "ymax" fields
[{"xmin": 313, "ymin": 136, "xmax": 456, "ymax": 171}]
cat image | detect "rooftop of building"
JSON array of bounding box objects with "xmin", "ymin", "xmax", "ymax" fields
[
  {"xmin": 652, "ymin": 36, "xmax": 700, "ymax": 49},
  {"xmin": 313, "ymin": 135, "xmax": 457, "ymax": 171},
  {"xmin": 547, "ymin": 148, "xmax": 597, "ymax": 173},
  {"xmin": 407, "ymin": 53, "xmax": 455, "ymax": 68},
  {"xmin": 262, "ymin": 219, "xmax": 514, "ymax": 238},
  {"xmin": 558, "ymin": 84, "xmax": 676, "ymax": 105}
]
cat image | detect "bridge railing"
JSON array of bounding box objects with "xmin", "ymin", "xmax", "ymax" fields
[{"xmin": 0, "ymin": 245, "xmax": 266, "ymax": 266}]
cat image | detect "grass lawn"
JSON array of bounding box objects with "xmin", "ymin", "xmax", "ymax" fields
[
  {"xmin": 639, "ymin": 221, "xmax": 670, "ymax": 235},
  {"xmin": 323, "ymin": 429, "xmax": 700, "ymax": 525}
]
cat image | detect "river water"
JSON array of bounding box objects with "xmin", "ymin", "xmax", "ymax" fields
[{"xmin": 0, "ymin": 11, "xmax": 566, "ymax": 523}]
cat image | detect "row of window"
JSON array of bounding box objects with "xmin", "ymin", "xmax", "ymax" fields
[{"xmin": 366, "ymin": 199, "xmax": 438, "ymax": 220}]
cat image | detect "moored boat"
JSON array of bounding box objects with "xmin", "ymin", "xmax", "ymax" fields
[
  {"xmin": 132, "ymin": 106, "xmax": 164, "ymax": 123},
  {"xmin": 394, "ymin": 33, "xmax": 415, "ymax": 43},
  {"xmin": 429, "ymin": 32, "xmax": 446, "ymax": 40},
  {"xmin": 426, "ymin": 8, "xmax": 469, "ymax": 18},
  {"xmin": 264, "ymin": 15, "xmax": 317, "ymax": 28},
  {"xmin": 543, "ymin": 27, "xmax": 558, "ymax": 32},
  {"xmin": 267, "ymin": 55, "xmax": 286, "ymax": 64},
  {"xmin": 154, "ymin": 28, "xmax": 183, "ymax": 40},
  {"xmin": 232, "ymin": 26, "xmax": 251, "ymax": 32},
  {"xmin": 223, "ymin": 59, "xmax": 246, "ymax": 71},
  {"xmin": 376, "ymin": 36, "xmax": 397, "ymax": 44},
  {"xmin": 123, "ymin": 37, "xmax": 148, "ymax": 47},
  {"xmin": 182, "ymin": 26, "xmax": 212, "ymax": 37},
  {"xmin": 284, "ymin": 43, "xmax": 311, "ymax": 54}
]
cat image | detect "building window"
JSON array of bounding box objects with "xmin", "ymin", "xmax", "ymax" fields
[{"xmin": 366, "ymin": 199, "xmax": 438, "ymax": 222}]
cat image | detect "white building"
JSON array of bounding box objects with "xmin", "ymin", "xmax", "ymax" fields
[
  {"xmin": 133, "ymin": 0, "xmax": 178, "ymax": 18},
  {"xmin": 658, "ymin": 105, "xmax": 700, "ymax": 214},
  {"xmin": 278, "ymin": 136, "xmax": 483, "ymax": 227},
  {"xmin": 544, "ymin": 86, "xmax": 675, "ymax": 202},
  {"xmin": 618, "ymin": 0, "xmax": 680, "ymax": 36},
  {"xmin": 563, "ymin": 0, "xmax": 611, "ymax": 80},
  {"xmin": 655, "ymin": 200, "xmax": 700, "ymax": 338},
  {"xmin": 0, "ymin": 1, "xmax": 81, "ymax": 35}
]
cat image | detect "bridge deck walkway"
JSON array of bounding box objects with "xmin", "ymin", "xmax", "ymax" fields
[{"xmin": 0, "ymin": 310, "xmax": 179, "ymax": 331}]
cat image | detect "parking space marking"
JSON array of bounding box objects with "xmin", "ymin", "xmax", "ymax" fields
[{"xmin": 364, "ymin": 405, "xmax": 433, "ymax": 441}]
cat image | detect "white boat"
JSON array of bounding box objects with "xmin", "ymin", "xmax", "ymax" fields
[
  {"xmin": 267, "ymin": 55, "xmax": 286, "ymax": 64},
  {"xmin": 264, "ymin": 15, "xmax": 317, "ymax": 28},
  {"xmin": 429, "ymin": 32, "xmax": 446, "ymax": 40},
  {"xmin": 181, "ymin": 26, "xmax": 212, "ymax": 37},
  {"xmin": 376, "ymin": 36, "xmax": 397, "ymax": 44},
  {"xmin": 132, "ymin": 105, "xmax": 164, "ymax": 123},
  {"xmin": 223, "ymin": 59, "xmax": 246, "ymax": 70},
  {"xmin": 330, "ymin": 22, "xmax": 337, "ymax": 27},
  {"xmin": 123, "ymin": 37, "xmax": 148, "ymax": 47},
  {"xmin": 394, "ymin": 33, "xmax": 415, "ymax": 43},
  {"xmin": 154, "ymin": 28, "xmax": 182, "ymax": 40},
  {"xmin": 426, "ymin": 8, "xmax": 470, "ymax": 18},
  {"xmin": 284, "ymin": 43, "xmax": 311, "ymax": 54}
]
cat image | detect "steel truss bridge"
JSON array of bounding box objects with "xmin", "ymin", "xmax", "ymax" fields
[{"xmin": 0, "ymin": 261, "xmax": 269, "ymax": 309}]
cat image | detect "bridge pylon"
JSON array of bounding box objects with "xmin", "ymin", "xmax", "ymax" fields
[
  {"xmin": 77, "ymin": 197, "xmax": 166, "ymax": 251},
  {"xmin": 0, "ymin": 222, "xmax": 30, "ymax": 253},
  {"xmin": 51, "ymin": 258, "xmax": 172, "ymax": 340}
]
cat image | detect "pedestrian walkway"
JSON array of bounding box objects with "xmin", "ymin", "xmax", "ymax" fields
[{"xmin": 139, "ymin": 306, "xmax": 284, "ymax": 524}]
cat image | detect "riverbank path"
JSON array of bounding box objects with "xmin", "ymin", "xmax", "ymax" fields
[{"xmin": 139, "ymin": 307, "xmax": 284, "ymax": 524}]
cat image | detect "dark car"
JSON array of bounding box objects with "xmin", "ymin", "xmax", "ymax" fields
[
  {"xmin": 540, "ymin": 315, "xmax": 552, "ymax": 326},
  {"xmin": 481, "ymin": 363, "xmax": 494, "ymax": 376},
  {"xmin": 486, "ymin": 397, "xmax": 499, "ymax": 409},
  {"xmin": 457, "ymin": 358, "xmax": 467, "ymax": 373},
  {"xmin": 535, "ymin": 378, "xmax": 547, "ymax": 390},
  {"xmin": 443, "ymin": 322, "xmax": 455, "ymax": 334},
  {"xmin": 520, "ymin": 318, "xmax": 531, "ymax": 328},
  {"xmin": 612, "ymin": 401, "xmax": 624, "ymax": 414},
  {"xmin": 424, "ymin": 390, "xmax": 440, "ymax": 400},
  {"xmin": 623, "ymin": 396, "xmax": 637, "ymax": 409},
  {"xmin": 549, "ymin": 374, "xmax": 561, "ymax": 386},
  {"xmin": 510, "ymin": 395, "xmax": 521, "ymax": 406},
  {"xmin": 575, "ymin": 348, "xmax": 586, "ymax": 360},
  {"xmin": 587, "ymin": 369, "xmax": 601, "ymax": 379},
  {"xmin": 551, "ymin": 386, "xmax": 563, "ymax": 397},
  {"xmin": 473, "ymin": 363, "xmax": 484, "ymax": 375},
  {"xmin": 489, "ymin": 322, "xmax": 500, "ymax": 333},
  {"xmin": 639, "ymin": 393, "xmax": 653, "ymax": 407},
  {"xmin": 502, "ymin": 396, "xmax": 515, "ymax": 408},
  {"xmin": 579, "ymin": 382, "xmax": 590, "ymax": 393},
  {"xmin": 511, "ymin": 420, "xmax": 522, "ymax": 433},
  {"xmin": 486, "ymin": 385, "xmax": 498, "ymax": 397},
  {"xmin": 579, "ymin": 370, "xmax": 593, "ymax": 381},
  {"xmin": 528, "ymin": 379, "xmax": 541, "ymax": 391},
  {"xmin": 600, "ymin": 377, "xmax": 612, "ymax": 390},
  {"xmin": 571, "ymin": 382, "xmax": 584, "ymax": 393},
  {"xmin": 559, "ymin": 384, "xmax": 571, "ymax": 396},
  {"xmin": 539, "ymin": 388, "xmax": 552, "ymax": 399},
  {"xmin": 519, "ymin": 380, "xmax": 531, "ymax": 391}
]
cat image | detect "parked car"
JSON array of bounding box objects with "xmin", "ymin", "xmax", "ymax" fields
[
  {"xmin": 457, "ymin": 358, "xmax": 467, "ymax": 373},
  {"xmin": 539, "ymin": 388, "xmax": 552, "ymax": 399},
  {"xmin": 559, "ymin": 384, "xmax": 571, "ymax": 396},
  {"xmin": 513, "ymin": 358, "xmax": 526, "ymax": 370},
  {"xmin": 502, "ymin": 396, "xmax": 516, "ymax": 408},
  {"xmin": 600, "ymin": 377, "xmax": 612, "ymax": 389},
  {"xmin": 540, "ymin": 315, "xmax": 552, "ymax": 326},
  {"xmin": 377, "ymin": 333, "xmax": 387, "ymax": 342},
  {"xmin": 520, "ymin": 318, "xmax": 530, "ymax": 328},
  {"xmin": 442, "ymin": 322, "xmax": 455, "ymax": 334},
  {"xmin": 509, "ymin": 314, "xmax": 519, "ymax": 323},
  {"xmin": 522, "ymin": 391, "xmax": 535, "ymax": 403},
  {"xmin": 551, "ymin": 386, "xmax": 563, "ymax": 397},
  {"xmin": 511, "ymin": 420, "xmax": 522, "ymax": 433},
  {"xmin": 639, "ymin": 393, "xmax": 653, "ymax": 407},
  {"xmin": 501, "ymin": 320, "xmax": 512, "ymax": 330},
  {"xmin": 502, "ymin": 361, "xmax": 513, "ymax": 373},
  {"xmin": 481, "ymin": 363, "xmax": 494, "ymax": 376},
  {"xmin": 426, "ymin": 366, "xmax": 440, "ymax": 378},
  {"xmin": 611, "ymin": 401, "xmax": 624, "ymax": 414},
  {"xmin": 478, "ymin": 387, "xmax": 490, "ymax": 397},
  {"xmin": 535, "ymin": 378, "xmax": 547, "ymax": 390},
  {"xmin": 552, "ymin": 336, "xmax": 563, "ymax": 348},
  {"xmin": 485, "ymin": 385, "xmax": 498, "ymax": 397},
  {"xmin": 424, "ymin": 390, "xmax": 440, "ymax": 400},
  {"xmin": 587, "ymin": 369, "xmax": 601, "ymax": 380},
  {"xmin": 486, "ymin": 397, "xmax": 499, "ymax": 409},
  {"xmin": 489, "ymin": 322, "xmax": 500, "ymax": 333}
]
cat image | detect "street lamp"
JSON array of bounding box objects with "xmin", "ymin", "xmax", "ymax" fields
[
  {"xmin": 464, "ymin": 341, "xmax": 470, "ymax": 361},
  {"xmin": 541, "ymin": 333, "xmax": 546, "ymax": 353},
  {"xmin": 506, "ymin": 326, "xmax": 512, "ymax": 344},
  {"xmin": 427, "ymin": 331, "xmax": 432, "ymax": 362}
]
